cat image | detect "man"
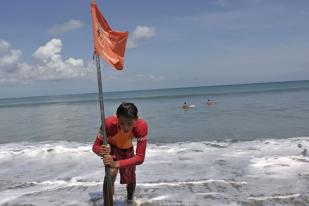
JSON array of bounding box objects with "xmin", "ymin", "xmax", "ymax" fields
[
  {"xmin": 207, "ymin": 99, "xmax": 214, "ymax": 106},
  {"xmin": 92, "ymin": 102, "xmax": 148, "ymax": 203}
]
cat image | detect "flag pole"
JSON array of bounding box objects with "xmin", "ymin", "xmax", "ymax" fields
[{"xmin": 95, "ymin": 54, "xmax": 114, "ymax": 206}]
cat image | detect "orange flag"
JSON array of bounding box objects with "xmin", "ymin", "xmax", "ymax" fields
[{"xmin": 91, "ymin": 0, "xmax": 128, "ymax": 70}]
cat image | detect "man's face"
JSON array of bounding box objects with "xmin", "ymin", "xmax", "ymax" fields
[{"xmin": 118, "ymin": 116, "xmax": 136, "ymax": 133}]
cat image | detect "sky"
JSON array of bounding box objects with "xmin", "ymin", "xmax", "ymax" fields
[{"xmin": 0, "ymin": 0, "xmax": 309, "ymax": 98}]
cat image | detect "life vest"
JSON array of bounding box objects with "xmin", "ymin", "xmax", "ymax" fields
[{"xmin": 109, "ymin": 129, "xmax": 134, "ymax": 149}]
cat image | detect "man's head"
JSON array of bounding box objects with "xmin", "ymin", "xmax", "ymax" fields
[{"xmin": 116, "ymin": 102, "xmax": 138, "ymax": 133}]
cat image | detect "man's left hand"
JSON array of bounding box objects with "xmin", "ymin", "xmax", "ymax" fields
[{"xmin": 102, "ymin": 155, "xmax": 119, "ymax": 168}]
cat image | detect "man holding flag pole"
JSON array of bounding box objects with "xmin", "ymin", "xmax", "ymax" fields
[{"xmin": 90, "ymin": 1, "xmax": 148, "ymax": 205}]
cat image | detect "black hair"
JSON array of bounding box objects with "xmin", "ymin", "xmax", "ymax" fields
[{"xmin": 116, "ymin": 102, "xmax": 138, "ymax": 119}]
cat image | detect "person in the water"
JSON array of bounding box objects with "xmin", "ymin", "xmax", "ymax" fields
[
  {"xmin": 207, "ymin": 99, "xmax": 214, "ymax": 106},
  {"xmin": 92, "ymin": 102, "xmax": 148, "ymax": 204}
]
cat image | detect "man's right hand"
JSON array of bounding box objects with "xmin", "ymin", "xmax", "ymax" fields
[{"xmin": 100, "ymin": 144, "xmax": 111, "ymax": 156}]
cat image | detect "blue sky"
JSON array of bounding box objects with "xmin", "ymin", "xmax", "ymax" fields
[{"xmin": 0, "ymin": 0, "xmax": 308, "ymax": 98}]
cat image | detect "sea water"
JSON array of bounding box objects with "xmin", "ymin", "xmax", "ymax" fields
[{"xmin": 0, "ymin": 80, "xmax": 308, "ymax": 205}]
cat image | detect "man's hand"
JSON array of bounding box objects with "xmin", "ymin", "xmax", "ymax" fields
[
  {"xmin": 100, "ymin": 144, "xmax": 111, "ymax": 156},
  {"xmin": 102, "ymin": 155, "xmax": 119, "ymax": 168}
]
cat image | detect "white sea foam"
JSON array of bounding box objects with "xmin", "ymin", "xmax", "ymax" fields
[
  {"xmin": 248, "ymin": 193, "xmax": 301, "ymax": 201},
  {"xmin": 0, "ymin": 137, "xmax": 308, "ymax": 205}
]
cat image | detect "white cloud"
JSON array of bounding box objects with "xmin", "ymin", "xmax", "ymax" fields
[
  {"xmin": 0, "ymin": 38, "xmax": 95, "ymax": 85},
  {"xmin": 0, "ymin": 39, "xmax": 11, "ymax": 53},
  {"xmin": 127, "ymin": 40, "xmax": 138, "ymax": 49},
  {"xmin": 128, "ymin": 25, "xmax": 156, "ymax": 49},
  {"xmin": 0, "ymin": 37, "xmax": 162, "ymax": 86},
  {"xmin": 132, "ymin": 25, "xmax": 156, "ymax": 40},
  {"xmin": 0, "ymin": 40, "xmax": 22, "ymax": 73},
  {"xmin": 33, "ymin": 38, "xmax": 62, "ymax": 60},
  {"xmin": 0, "ymin": 49, "xmax": 22, "ymax": 66},
  {"xmin": 49, "ymin": 19, "xmax": 84, "ymax": 35},
  {"xmin": 31, "ymin": 39, "xmax": 95, "ymax": 81}
]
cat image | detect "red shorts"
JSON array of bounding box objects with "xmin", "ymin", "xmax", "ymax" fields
[{"xmin": 111, "ymin": 145, "xmax": 136, "ymax": 184}]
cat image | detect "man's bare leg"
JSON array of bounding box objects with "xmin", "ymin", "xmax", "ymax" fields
[{"xmin": 126, "ymin": 182, "xmax": 136, "ymax": 201}]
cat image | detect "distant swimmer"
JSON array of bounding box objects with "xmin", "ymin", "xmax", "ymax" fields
[
  {"xmin": 298, "ymin": 144, "xmax": 307, "ymax": 156},
  {"xmin": 182, "ymin": 101, "xmax": 195, "ymax": 109},
  {"xmin": 207, "ymin": 99, "xmax": 214, "ymax": 106}
]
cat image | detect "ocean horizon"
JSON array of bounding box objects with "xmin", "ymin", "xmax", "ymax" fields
[{"xmin": 1, "ymin": 79, "xmax": 309, "ymax": 99}]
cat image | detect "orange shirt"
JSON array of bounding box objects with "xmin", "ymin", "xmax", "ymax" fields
[
  {"xmin": 108, "ymin": 129, "xmax": 134, "ymax": 149},
  {"xmin": 92, "ymin": 115, "xmax": 148, "ymax": 168}
]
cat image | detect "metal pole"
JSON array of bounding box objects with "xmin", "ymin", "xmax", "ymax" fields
[{"xmin": 95, "ymin": 54, "xmax": 113, "ymax": 206}]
